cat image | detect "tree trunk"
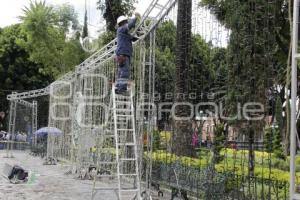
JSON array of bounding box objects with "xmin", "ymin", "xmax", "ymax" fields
[
  {"xmin": 248, "ymin": 126, "xmax": 255, "ymax": 177},
  {"xmin": 171, "ymin": 0, "xmax": 193, "ymax": 156},
  {"xmin": 105, "ymin": 0, "xmax": 117, "ymax": 32}
]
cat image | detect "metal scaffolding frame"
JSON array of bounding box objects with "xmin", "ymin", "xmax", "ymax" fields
[
  {"xmin": 5, "ymin": 97, "xmax": 37, "ymax": 158},
  {"xmin": 290, "ymin": 0, "xmax": 299, "ymax": 199},
  {"xmin": 3, "ymin": 0, "xmax": 236, "ymax": 199},
  {"xmin": 46, "ymin": 1, "xmax": 176, "ymax": 200},
  {"xmin": 32, "ymin": 101, "xmax": 38, "ymax": 146}
]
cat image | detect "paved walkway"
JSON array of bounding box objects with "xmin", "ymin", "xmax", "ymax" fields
[
  {"xmin": 0, "ymin": 151, "xmax": 100, "ymax": 200},
  {"xmin": 0, "ymin": 151, "xmax": 170, "ymax": 200}
]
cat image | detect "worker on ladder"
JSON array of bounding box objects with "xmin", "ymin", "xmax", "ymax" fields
[{"xmin": 115, "ymin": 12, "xmax": 141, "ymax": 95}]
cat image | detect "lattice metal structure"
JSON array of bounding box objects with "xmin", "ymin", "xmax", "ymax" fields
[
  {"xmin": 192, "ymin": 1, "xmax": 230, "ymax": 47},
  {"xmin": 6, "ymin": 0, "xmax": 290, "ymax": 199},
  {"xmin": 38, "ymin": 1, "xmax": 177, "ymax": 199},
  {"xmin": 47, "ymin": 81, "xmax": 73, "ymax": 160},
  {"xmin": 5, "ymin": 98, "xmax": 37, "ymax": 157},
  {"xmin": 5, "ymin": 0, "xmax": 226, "ymax": 198}
]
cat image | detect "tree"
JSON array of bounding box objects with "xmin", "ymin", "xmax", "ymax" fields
[
  {"xmin": 19, "ymin": 1, "xmax": 87, "ymax": 78},
  {"xmin": 201, "ymin": 0, "xmax": 292, "ymax": 155},
  {"xmin": 152, "ymin": 130, "xmax": 161, "ymax": 151},
  {"xmin": 61, "ymin": 38, "xmax": 88, "ymax": 73},
  {"xmin": 155, "ymin": 47, "xmax": 176, "ymax": 102},
  {"xmin": 97, "ymin": 0, "xmax": 137, "ymax": 41},
  {"xmin": 54, "ymin": 3, "xmax": 80, "ymax": 34},
  {"xmin": 189, "ymin": 35, "xmax": 214, "ymax": 104},
  {"xmin": 20, "ymin": 1, "xmax": 66, "ymax": 77},
  {"xmin": 172, "ymin": 0, "xmax": 193, "ymax": 156},
  {"xmin": 154, "ymin": 21, "xmax": 221, "ymax": 128},
  {"xmin": 275, "ymin": 96, "xmax": 284, "ymax": 131},
  {"xmin": 0, "ymin": 1, "xmax": 88, "ymax": 130},
  {"xmin": 273, "ymin": 128, "xmax": 285, "ymax": 159},
  {"xmin": 82, "ymin": 6, "xmax": 88, "ymax": 38},
  {"xmin": 156, "ymin": 21, "xmax": 177, "ymax": 52},
  {"xmin": 154, "ymin": 21, "xmax": 177, "ymax": 104},
  {"xmin": 97, "ymin": 0, "xmax": 136, "ymax": 32},
  {"xmin": 264, "ymin": 127, "xmax": 273, "ymax": 153},
  {"xmin": 213, "ymin": 123, "xmax": 225, "ymax": 163},
  {"xmin": 0, "ymin": 24, "xmax": 52, "ymax": 113},
  {"xmin": 200, "ymin": 0, "xmax": 285, "ymax": 175}
]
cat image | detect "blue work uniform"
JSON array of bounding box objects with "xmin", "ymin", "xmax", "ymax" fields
[{"xmin": 115, "ymin": 18, "xmax": 137, "ymax": 92}]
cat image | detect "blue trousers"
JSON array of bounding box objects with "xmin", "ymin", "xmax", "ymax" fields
[{"xmin": 116, "ymin": 56, "xmax": 130, "ymax": 91}]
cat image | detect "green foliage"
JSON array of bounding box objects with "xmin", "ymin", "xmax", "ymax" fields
[
  {"xmin": 213, "ymin": 123, "xmax": 225, "ymax": 163},
  {"xmin": 0, "ymin": 24, "xmax": 52, "ymax": 111},
  {"xmin": 145, "ymin": 150, "xmax": 211, "ymax": 167},
  {"xmin": 82, "ymin": 9, "xmax": 88, "ymax": 38},
  {"xmin": 264, "ymin": 126, "xmax": 285, "ymax": 159},
  {"xmin": 201, "ymin": 0, "xmax": 287, "ymax": 128},
  {"xmin": 60, "ymin": 39, "xmax": 88, "ymax": 73},
  {"xmin": 19, "ymin": 1, "xmax": 87, "ymax": 78},
  {"xmin": 275, "ymin": 96, "xmax": 284, "ymax": 130},
  {"xmin": 97, "ymin": 0, "xmax": 137, "ymax": 32},
  {"xmin": 152, "ymin": 130, "xmax": 161, "ymax": 151},
  {"xmin": 156, "ymin": 21, "xmax": 176, "ymax": 52},
  {"xmin": 54, "ymin": 3, "xmax": 80, "ymax": 34},
  {"xmin": 98, "ymin": 31, "xmax": 116, "ymax": 47},
  {"xmin": 147, "ymin": 149, "xmax": 298, "ymax": 184},
  {"xmin": 19, "ymin": 1, "xmax": 65, "ymax": 77},
  {"xmin": 154, "ymin": 21, "xmax": 223, "ymax": 103},
  {"xmin": 0, "ymin": 1, "xmax": 87, "ymax": 114},
  {"xmin": 155, "ymin": 47, "xmax": 176, "ymax": 100},
  {"xmin": 272, "ymin": 158, "xmax": 289, "ymax": 171},
  {"xmin": 19, "ymin": 1, "xmax": 56, "ymax": 38},
  {"xmin": 190, "ymin": 34, "xmax": 214, "ymax": 102},
  {"xmin": 273, "ymin": 128, "xmax": 285, "ymax": 160},
  {"xmin": 154, "ymin": 21, "xmax": 177, "ymax": 102},
  {"xmin": 264, "ymin": 127, "xmax": 273, "ymax": 153}
]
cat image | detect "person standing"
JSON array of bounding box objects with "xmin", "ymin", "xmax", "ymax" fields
[{"xmin": 115, "ymin": 12, "xmax": 141, "ymax": 94}]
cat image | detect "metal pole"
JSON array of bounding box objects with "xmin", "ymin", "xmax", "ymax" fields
[
  {"xmin": 5, "ymin": 100, "xmax": 14, "ymax": 158},
  {"xmin": 290, "ymin": 0, "xmax": 299, "ymax": 199},
  {"xmin": 47, "ymin": 87, "xmax": 54, "ymax": 159},
  {"xmin": 32, "ymin": 101, "xmax": 38, "ymax": 147},
  {"xmin": 10, "ymin": 100, "xmax": 17, "ymax": 157}
]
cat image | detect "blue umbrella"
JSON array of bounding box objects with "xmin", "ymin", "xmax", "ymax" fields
[{"xmin": 34, "ymin": 127, "xmax": 62, "ymax": 137}]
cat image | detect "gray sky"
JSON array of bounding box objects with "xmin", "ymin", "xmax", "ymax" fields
[
  {"xmin": 0, "ymin": 0, "xmax": 150, "ymax": 37},
  {"xmin": 0, "ymin": 0, "xmax": 229, "ymax": 46}
]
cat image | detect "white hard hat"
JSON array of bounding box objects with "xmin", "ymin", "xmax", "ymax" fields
[{"xmin": 117, "ymin": 16, "xmax": 128, "ymax": 25}]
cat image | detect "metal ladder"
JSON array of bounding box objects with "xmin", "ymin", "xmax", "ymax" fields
[
  {"xmin": 112, "ymin": 84, "xmax": 141, "ymax": 200},
  {"xmin": 91, "ymin": 84, "xmax": 141, "ymax": 200}
]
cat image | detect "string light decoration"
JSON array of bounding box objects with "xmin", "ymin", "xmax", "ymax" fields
[{"xmin": 5, "ymin": 0, "xmax": 293, "ymax": 199}]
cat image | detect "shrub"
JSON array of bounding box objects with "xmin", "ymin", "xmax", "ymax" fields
[
  {"xmin": 212, "ymin": 123, "xmax": 225, "ymax": 163},
  {"xmin": 264, "ymin": 127, "xmax": 272, "ymax": 153},
  {"xmin": 152, "ymin": 130, "xmax": 161, "ymax": 151},
  {"xmin": 273, "ymin": 128, "xmax": 285, "ymax": 160},
  {"xmin": 146, "ymin": 149, "xmax": 300, "ymax": 184}
]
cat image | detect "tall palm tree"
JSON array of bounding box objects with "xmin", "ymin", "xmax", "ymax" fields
[
  {"xmin": 172, "ymin": 0, "xmax": 193, "ymax": 156},
  {"xmin": 20, "ymin": 1, "xmax": 55, "ymax": 39}
]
